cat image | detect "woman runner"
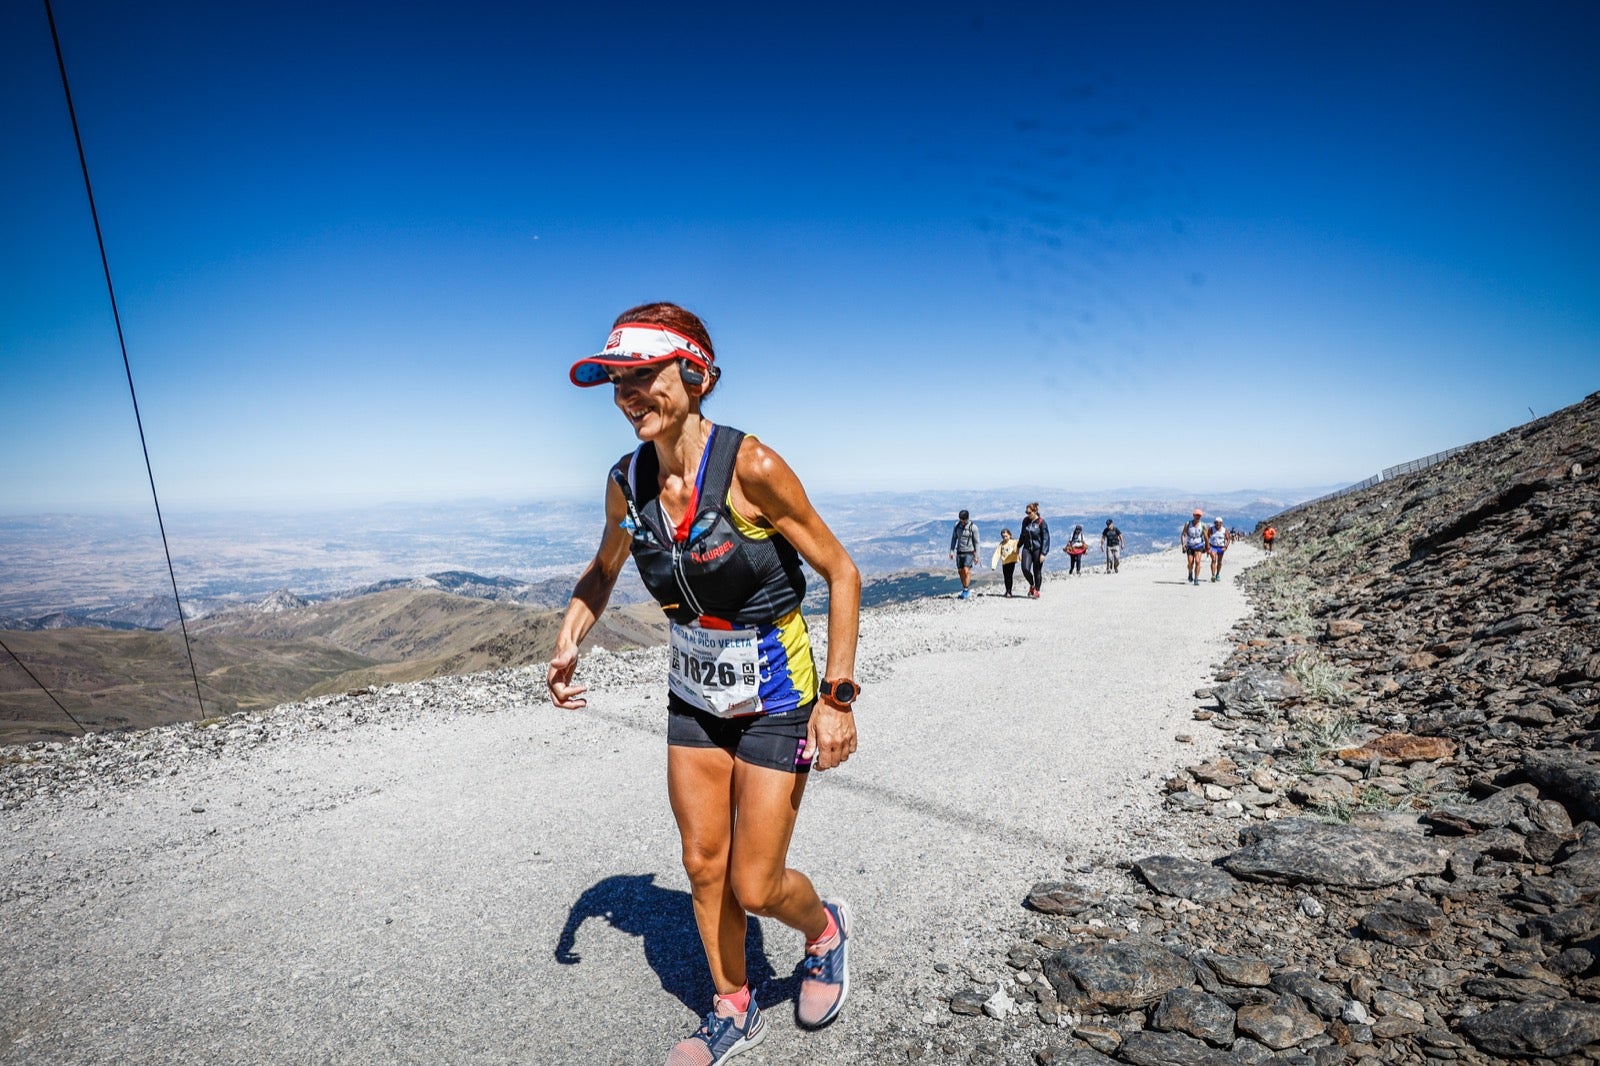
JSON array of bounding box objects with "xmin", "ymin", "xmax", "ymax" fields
[
  {"xmin": 1208, "ymin": 516, "xmax": 1229, "ymax": 582},
  {"xmin": 1181, "ymin": 509, "xmax": 1208, "ymax": 585},
  {"xmin": 547, "ymin": 303, "xmax": 862, "ymax": 1065}
]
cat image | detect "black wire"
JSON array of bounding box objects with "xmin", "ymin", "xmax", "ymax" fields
[
  {"xmin": 0, "ymin": 637, "xmax": 88, "ymax": 735},
  {"xmin": 44, "ymin": 0, "xmax": 207, "ymax": 721}
]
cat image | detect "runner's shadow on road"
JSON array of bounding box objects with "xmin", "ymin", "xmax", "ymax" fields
[{"xmin": 554, "ymin": 873, "xmax": 787, "ymax": 1013}]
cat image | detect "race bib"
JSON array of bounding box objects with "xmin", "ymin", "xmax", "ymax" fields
[{"xmin": 669, "ymin": 623, "xmax": 764, "ymax": 717}]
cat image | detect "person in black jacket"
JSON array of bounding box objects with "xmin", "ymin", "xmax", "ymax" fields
[
  {"xmin": 1100, "ymin": 519, "xmax": 1124, "ymax": 573},
  {"xmin": 1018, "ymin": 502, "xmax": 1050, "ymax": 598}
]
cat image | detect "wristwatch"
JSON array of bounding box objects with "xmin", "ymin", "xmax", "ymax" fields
[{"xmin": 819, "ymin": 678, "xmax": 860, "ymax": 709}]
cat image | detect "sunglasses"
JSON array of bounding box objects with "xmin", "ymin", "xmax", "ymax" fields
[{"xmin": 605, "ymin": 362, "xmax": 669, "ymax": 386}]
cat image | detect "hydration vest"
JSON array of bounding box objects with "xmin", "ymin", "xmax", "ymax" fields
[{"xmin": 611, "ymin": 426, "xmax": 807, "ymax": 627}]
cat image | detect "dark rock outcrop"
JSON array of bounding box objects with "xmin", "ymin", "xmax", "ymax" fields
[
  {"xmin": 1041, "ymin": 941, "xmax": 1195, "ymax": 1012},
  {"xmin": 1220, "ymin": 818, "xmax": 1449, "ymax": 887}
]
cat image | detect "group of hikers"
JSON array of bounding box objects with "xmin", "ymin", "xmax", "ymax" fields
[
  {"xmin": 947, "ymin": 507, "xmax": 1126, "ymax": 599},
  {"xmin": 951, "ymin": 508, "xmax": 1282, "ymax": 595}
]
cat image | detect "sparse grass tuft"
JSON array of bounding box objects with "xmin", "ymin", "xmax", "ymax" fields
[
  {"xmin": 1291, "ymin": 750, "xmax": 1323, "ymax": 776},
  {"xmin": 1311, "ymin": 785, "xmax": 1396, "ymax": 824},
  {"xmin": 1290, "ymin": 655, "xmax": 1353, "ymax": 706},
  {"xmin": 1401, "ymin": 772, "xmax": 1467, "ymax": 811},
  {"xmin": 1299, "ymin": 708, "xmax": 1359, "ymax": 751},
  {"xmin": 1250, "ymin": 565, "xmax": 1317, "ymax": 636}
]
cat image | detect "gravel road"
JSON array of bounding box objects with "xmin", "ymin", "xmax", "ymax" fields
[{"xmin": 1, "ymin": 546, "xmax": 1259, "ymax": 1065}]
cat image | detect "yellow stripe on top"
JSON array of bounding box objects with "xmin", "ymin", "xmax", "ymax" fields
[
  {"xmin": 727, "ymin": 495, "xmax": 769, "ymax": 541},
  {"xmin": 727, "ymin": 491, "xmax": 818, "ymax": 708}
]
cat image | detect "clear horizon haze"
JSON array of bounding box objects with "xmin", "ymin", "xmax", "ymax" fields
[{"xmin": 4, "ymin": 1, "xmax": 1596, "ymax": 514}]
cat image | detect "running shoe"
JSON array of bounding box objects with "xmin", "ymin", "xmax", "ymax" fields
[
  {"xmin": 665, "ymin": 996, "xmax": 766, "ymax": 1066},
  {"xmin": 797, "ymin": 899, "xmax": 851, "ymax": 1029}
]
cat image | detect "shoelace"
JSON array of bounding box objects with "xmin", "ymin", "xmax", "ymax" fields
[
  {"xmin": 804, "ymin": 944, "xmax": 842, "ymax": 982},
  {"xmin": 695, "ymin": 1010, "xmax": 734, "ymax": 1044}
]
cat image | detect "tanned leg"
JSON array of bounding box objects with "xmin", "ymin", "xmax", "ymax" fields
[
  {"xmin": 667, "ymin": 744, "xmax": 747, "ymax": 994},
  {"xmin": 727, "ymin": 759, "xmax": 829, "ymax": 941}
]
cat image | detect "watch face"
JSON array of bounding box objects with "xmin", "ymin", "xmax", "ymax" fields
[{"xmin": 832, "ymin": 680, "xmax": 858, "ymax": 703}]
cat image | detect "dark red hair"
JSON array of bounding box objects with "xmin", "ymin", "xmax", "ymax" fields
[{"xmin": 611, "ymin": 302, "xmax": 716, "ymax": 365}]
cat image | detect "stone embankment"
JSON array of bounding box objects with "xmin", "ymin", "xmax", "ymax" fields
[{"xmin": 921, "ymin": 393, "xmax": 1600, "ymax": 1065}]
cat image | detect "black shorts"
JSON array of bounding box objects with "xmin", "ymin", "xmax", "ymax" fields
[{"xmin": 667, "ymin": 694, "xmax": 814, "ymax": 774}]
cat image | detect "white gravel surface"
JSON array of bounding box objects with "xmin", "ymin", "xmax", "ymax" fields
[{"xmin": 1, "ymin": 546, "xmax": 1260, "ymax": 1065}]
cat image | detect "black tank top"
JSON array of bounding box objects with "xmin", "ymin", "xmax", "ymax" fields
[{"xmin": 611, "ymin": 426, "xmax": 807, "ymax": 626}]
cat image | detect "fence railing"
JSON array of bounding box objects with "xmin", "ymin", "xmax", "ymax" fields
[
  {"xmin": 1274, "ymin": 444, "xmax": 1470, "ymax": 519},
  {"xmin": 1381, "ymin": 445, "xmax": 1468, "ymax": 481}
]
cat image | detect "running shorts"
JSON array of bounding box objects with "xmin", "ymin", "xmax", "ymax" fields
[
  {"xmin": 667, "ymin": 694, "xmax": 814, "ymax": 774},
  {"xmin": 956, "ymin": 551, "xmax": 976, "ymax": 570}
]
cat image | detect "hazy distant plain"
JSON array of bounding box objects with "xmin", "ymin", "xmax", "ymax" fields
[{"xmin": 0, "ymin": 486, "xmax": 1308, "ymax": 626}]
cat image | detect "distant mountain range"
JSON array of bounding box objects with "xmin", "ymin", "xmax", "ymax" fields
[
  {"xmin": 2, "ymin": 567, "xmax": 654, "ymax": 632},
  {"xmin": 0, "ymin": 483, "xmax": 1318, "ymax": 744},
  {"xmin": 0, "ymin": 485, "xmax": 1319, "ymax": 632}
]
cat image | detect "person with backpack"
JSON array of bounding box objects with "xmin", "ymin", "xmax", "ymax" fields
[
  {"xmin": 1263, "ymin": 525, "xmax": 1277, "ymax": 556},
  {"xmin": 949, "ymin": 509, "xmax": 980, "ymax": 600},
  {"xmin": 1100, "ymin": 519, "xmax": 1124, "ymax": 573},
  {"xmin": 549, "ymin": 303, "xmax": 860, "ymax": 1064},
  {"xmin": 1063, "ymin": 524, "xmax": 1088, "ymax": 575},
  {"xmin": 1181, "ymin": 509, "xmax": 1208, "ymax": 585},
  {"xmin": 1018, "ymin": 502, "xmax": 1050, "ymax": 598}
]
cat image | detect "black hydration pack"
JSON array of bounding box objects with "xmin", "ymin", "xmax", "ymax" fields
[{"xmin": 611, "ymin": 426, "xmax": 806, "ymax": 626}]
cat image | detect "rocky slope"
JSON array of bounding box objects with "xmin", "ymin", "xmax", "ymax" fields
[
  {"xmin": 922, "ymin": 393, "xmax": 1600, "ymax": 1065},
  {"xmin": 4, "ymin": 394, "xmax": 1597, "ymax": 1064}
]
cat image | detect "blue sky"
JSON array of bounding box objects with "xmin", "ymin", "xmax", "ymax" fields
[{"xmin": 3, "ymin": 1, "xmax": 1596, "ymax": 512}]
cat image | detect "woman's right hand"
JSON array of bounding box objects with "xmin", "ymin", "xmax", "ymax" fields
[{"xmin": 547, "ymin": 642, "xmax": 588, "ymax": 709}]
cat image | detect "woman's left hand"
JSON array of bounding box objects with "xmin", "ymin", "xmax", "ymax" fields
[{"xmin": 805, "ymin": 702, "xmax": 858, "ymax": 772}]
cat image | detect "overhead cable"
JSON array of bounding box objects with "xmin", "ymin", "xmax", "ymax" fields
[
  {"xmin": 0, "ymin": 637, "xmax": 88, "ymax": 735},
  {"xmin": 44, "ymin": 0, "xmax": 207, "ymax": 721}
]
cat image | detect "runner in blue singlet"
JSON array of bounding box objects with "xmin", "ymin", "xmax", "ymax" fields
[
  {"xmin": 1181, "ymin": 509, "xmax": 1208, "ymax": 585},
  {"xmin": 1208, "ymin": 517, "xmax": 1229, "ymax": 582}
]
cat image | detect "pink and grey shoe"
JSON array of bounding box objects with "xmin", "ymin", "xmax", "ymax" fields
[
  {"xmin": 664, "ymin": 995, "xmax": 766, "ymax": 1066},
  {"xmin": 797, "ymin": 899, "xmax": 852, "ymax": 1029}
]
